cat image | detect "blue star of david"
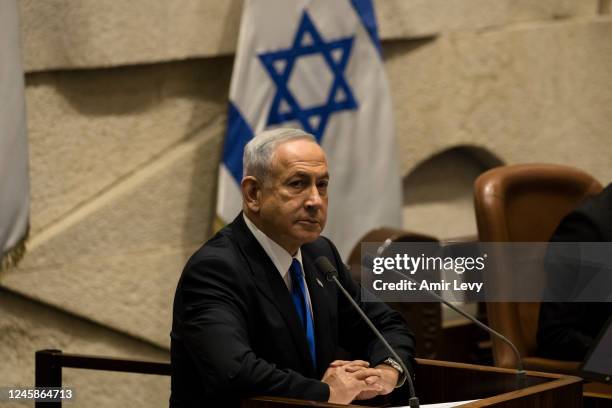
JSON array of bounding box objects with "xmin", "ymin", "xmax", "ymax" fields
[{"xmin": 258, "ymin": 12, "xmax": 358, "ymax": 142}]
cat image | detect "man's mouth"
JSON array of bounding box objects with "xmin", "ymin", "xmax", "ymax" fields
[{"xmin": 297, "ymin": 219, "xmax": 319, "ymax": 225}]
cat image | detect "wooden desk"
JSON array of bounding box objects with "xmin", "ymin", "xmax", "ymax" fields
[
  {"xmin": 34, "ymin": 351, "xmax": 582, "ymax": 408},
  {"xmin": 244, "ymin": 358, "xmax": 583, "ymax": 408},
  {"xmin": 583, "ymin": 382, "xmax": 612, "ymax": 408}
]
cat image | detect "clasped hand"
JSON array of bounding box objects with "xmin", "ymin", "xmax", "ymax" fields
[{"xmin": 322, "ymin": 359, "xmax": 399, "ymax": 404}]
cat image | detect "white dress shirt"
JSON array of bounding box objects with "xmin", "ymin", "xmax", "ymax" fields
[{"xmin": 243, "ymin": 213, "xmax": 314, "ymax": 316}]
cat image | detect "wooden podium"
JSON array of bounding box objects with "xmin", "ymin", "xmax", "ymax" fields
[
  {"xmin": 242, "ymin": 359, "xmax": 582, "ymax": 408},
  {"xmin": 34, "ymin": 351, "xmax": 582, "ymax": 407}
]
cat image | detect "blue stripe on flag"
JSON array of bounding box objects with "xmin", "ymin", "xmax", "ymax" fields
[
  {"xmin": 222, "ymin": 102, "xmax": 254, "ymax": 184},
  {"xmin": 349, "ymin": 0, "xmax": 382, "ymax": 55}
]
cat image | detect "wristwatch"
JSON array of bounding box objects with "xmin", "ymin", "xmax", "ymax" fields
[{"xmin": 383, "ymin": 357, "xmax": 406, "ymax": 388}]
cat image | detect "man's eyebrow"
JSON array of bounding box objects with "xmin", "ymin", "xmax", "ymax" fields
[{"xmin": 289, "ymin": 171, "xmax": 329, "ymax": 179}]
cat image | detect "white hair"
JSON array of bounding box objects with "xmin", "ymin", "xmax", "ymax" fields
[{"xmin": 243, "ymin": 128, "xmax": 316, "ymax": 181}]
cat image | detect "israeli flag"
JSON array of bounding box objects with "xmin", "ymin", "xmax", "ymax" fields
[
  {"xmin": 217, "ymin": 0, "xmax": 402, "ymax": 259},
  {"xmin": 0, "ymin": 0, "xmax": 29, "ymax": 270}
]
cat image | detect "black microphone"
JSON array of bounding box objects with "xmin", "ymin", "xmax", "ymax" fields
[
  {"xmin": 315, "ymin": 256, "xmax": 420, "ymax": 408},
  {"xmin": 361, "ymin": 253, "xmax": 527, "ymax": 385}
]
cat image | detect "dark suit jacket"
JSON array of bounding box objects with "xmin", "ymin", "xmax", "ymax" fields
[
  {"xmin": 537, "ymin": 183, "xmax": 612, "ymax": 360},
  {"xmin": 170, "ymin": 214, "xmax": 415, "ymax": 407}
]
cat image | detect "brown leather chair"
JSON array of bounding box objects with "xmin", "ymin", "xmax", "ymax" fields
[
  {"xmin": 347, "ymin": 228, "xmax": 441, "ymax": 359},
  {"xmin": 473, "ymin": 163, "xmax": 603, "ymax": 374}
]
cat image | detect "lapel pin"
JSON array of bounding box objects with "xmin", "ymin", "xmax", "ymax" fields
[{"xmin": 316, "ymin": 278, "xmax": 324, "ymax": 288}]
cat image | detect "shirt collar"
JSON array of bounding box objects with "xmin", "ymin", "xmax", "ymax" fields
[{"xmin": 243, "ymin": 213, "xmax": 303, "ymax": 280}]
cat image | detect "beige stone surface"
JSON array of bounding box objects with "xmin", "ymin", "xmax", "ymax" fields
[
  {"xmin": 19, "ymin": 0, "xmax": 599, "ymax": 72},
  {"xmin": 402, "ymin": 148, "xmax": 495, "ymax": 239},
  {"xmin": 20, "ymin": 0, "xmax": 243, "ymax": 71},
  {"xmin": 26, "ymin": 58, "xmax": 231, "ymax": 234},
  {"xmin": 5, "ymin": 248, "xmax": 190, "ymax": 348},
  {"xmin": 3, "ymin": 120, "xmax": 224, "ymax": 346},
  {"xmin": 0, "ymin": 290, "xmax": 169, "ymax": 407},
  {"xmin": 385, "ymin": 17, "xmax": 612, "ymax": 185},
  {"xmin": 378, "ymin": 0, "xmax": 598, "ymax": 39}
]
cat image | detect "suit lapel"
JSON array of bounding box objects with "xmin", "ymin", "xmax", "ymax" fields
[
  {"xmin": 302, "ymin": 254, "xmax": 335, "ymax": 376},
  {"xmin": 229, "ymin": 215, "xmax": 315, "ymax": 375}
]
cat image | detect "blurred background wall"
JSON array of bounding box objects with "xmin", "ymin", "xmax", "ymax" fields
[{"xmin": 2, "ymin": 0, "xmax": 612, "ymax": 406}]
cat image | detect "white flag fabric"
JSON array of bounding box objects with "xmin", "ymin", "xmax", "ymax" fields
[
  {"xmin": 217, "ymin": 0, "xmax": 401, "ymax": 259},
  {"xmin": 0, "ymin": 0, "xmax": 30, "ymax": 270}
]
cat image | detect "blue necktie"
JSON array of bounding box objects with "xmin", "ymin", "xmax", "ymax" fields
[{"xmin": 289, "ymin": 258, "xmax": 316, "ymax": 369}]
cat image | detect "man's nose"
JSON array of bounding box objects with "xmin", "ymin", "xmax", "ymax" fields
[{"xmin": 305, "ymin": 184, "xmax": 323, "ymax": 209}]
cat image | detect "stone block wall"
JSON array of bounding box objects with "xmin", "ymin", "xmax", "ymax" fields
[{"xmin": 2, "ymin": 1, "xmax": 611, "ymax": 406}]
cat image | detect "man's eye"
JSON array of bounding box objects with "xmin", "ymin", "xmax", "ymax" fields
[
  {"xmin": 317, "ymin": 180, "xmax": 329, "ymax": 189},
  {"xmin": 289, "ymin": 180, "xmax": 304, "ymax": 188}
]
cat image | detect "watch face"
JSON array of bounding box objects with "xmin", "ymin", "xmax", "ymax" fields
[{"xmin": 384, "ymin": 358, "xmax": 403, "ymax": 373}]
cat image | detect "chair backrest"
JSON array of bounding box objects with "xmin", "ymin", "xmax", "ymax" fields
[{"xmin": 473, "ymin": 163, "xmax": 602, "ymax": 368}]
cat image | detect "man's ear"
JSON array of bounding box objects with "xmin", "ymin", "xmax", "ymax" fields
[{"xmin": 241, "ymin": 176, "xmax": 261, "ymax": 213}]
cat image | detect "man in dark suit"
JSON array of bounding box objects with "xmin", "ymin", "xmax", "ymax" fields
[
  {"xmin": 170, "ymin": 128, "xmax": 415, "ymax": 407},
  {"xmin": 537, "ymin": 184, "xmax": 612, "ymax": 360}
]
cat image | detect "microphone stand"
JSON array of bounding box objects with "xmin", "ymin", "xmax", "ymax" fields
[
  {"xmin": 316, "ymin": 257, "xmax": 420, "ymax": 408},
  {"xmin": 363, "ymin": 253, "xmax": 527, "ymax": 388}
]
